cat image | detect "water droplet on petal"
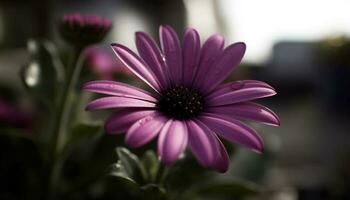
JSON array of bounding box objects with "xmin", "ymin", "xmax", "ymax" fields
[
  {"xmin": 136, "ymin": 115, "xmax": 153, "ymax": 127},
  {"xmin": 231, "ymin": 81, "xmax": 244, "ymax": 90}
]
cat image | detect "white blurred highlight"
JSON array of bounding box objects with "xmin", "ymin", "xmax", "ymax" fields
[
  {"xmin": 184, "ymin": 0, "xmax": 221, "ymax": 39},
  {"xmin": 219, "ymin": 0, "xmax": 350, "ymax": 63},
  {"xmin": 112, "ymin": 6, "xmax": 150, "ymax": 51}
]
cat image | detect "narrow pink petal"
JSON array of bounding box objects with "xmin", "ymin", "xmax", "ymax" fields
[
  {"xmin": 125, "ymin": 113, "xmax": 167, "ymax": 148},
  {"xmin": 202, "ymin": 42, "xmax": 246, "ymax": 93},
  {"xmin": 212, "ymin": 136, "xmax": 230, "ymax": 173},
  {"xmin": 199, "ymin": 114, "xmax": 264, "ymax": 153},
  {"xmin": 186, "ymin": 120, "xmax": 217, "ymax": 168},
  {"xmin": 207, "ymin": 102, "xmax": 280, "ymax": 126},
  {"xmin": 85, "ymin": 96, "xmax": 156, "ymax": 111},
  {"xmin": 158, "ymin": 120, "xmax": 188, "ymax": 165},
  {"xmin": 82, "ymin": 80, "xmax": 157, "ymax": 102},
  {"xmin": 105, "ymin": 109, "xmax": 156, "ymax": 134},
  {"xmin": 192, "ymin": 34, "xmax": 224, "ymax": 90},
  {"xmin": 159, "ymin": 25, "xmax": 182, "ymax": 84},
  {"xmin": 111, "ymin": 43, "xmax": 161, "ymax": 92},
  {"xmin": 135, "ymin": 32, "xmax": 169, "ymax": 88},
  {"xmin": 194, "ymin": 120, "xmax": 230, "ymax": 172},
  {"xmin": 182, "ymin": 28, "xmax": 200, "ymax": 86},
  {"xmin": 207, "ymin": 80, "xmax": 275, "ymax": 99},
  {"xmin": 207, "ymin": 81, "xmax": 276, "ymax": 106}
]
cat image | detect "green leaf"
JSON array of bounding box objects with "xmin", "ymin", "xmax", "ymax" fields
[
  {"xmin": 116, "ymin": 147, "xmax": 147, "ymax": 184},
  {"xmin": 140, "ymin": 184, "xmax": 167, "ymax": 200},
  {"xmin": 20, "ymin": 39, "xmax": 64, "ymax": 104},
  {"xmin": 109, "ymin": 161, "xmax": 138, "ymax": 186},
  {"xmin": 188, "ymin": 180, "xmax": 258, "ymax": 199},
  {"xmin": 104, "ymin": 173, "xmax": 140, "ymax": 199},
  {"xmin": 142, "ymin": 150, "xmax": 159, "ymax": 182}
]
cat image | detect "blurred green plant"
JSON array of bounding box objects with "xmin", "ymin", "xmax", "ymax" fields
[{"xmin": 106, "ymin": 147, "xmax": 259, "ymax": 200}]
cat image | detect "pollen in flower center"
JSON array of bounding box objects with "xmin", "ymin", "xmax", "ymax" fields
[{"xmin": 157, "ymin": 85, "xmax": 205, "ymax": 119}]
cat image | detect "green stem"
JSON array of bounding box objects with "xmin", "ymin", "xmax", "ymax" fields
[
  {"xmin": 56, "ymin": 48, "xmax": 86, "ymax": 153},
  {"xmin": 46, "ymin": 46, "xmax": 85, "ymax": 199}
]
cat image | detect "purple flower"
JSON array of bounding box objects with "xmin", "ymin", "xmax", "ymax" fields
[
  {"xmin": 83, "ymin": 25, "xmax": 279, "ymax": 172},
  {"xmin": 59, "ymin": 13, "xmax": 112, "ymax": 47}
]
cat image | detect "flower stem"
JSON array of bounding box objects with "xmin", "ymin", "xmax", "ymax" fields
[
  {"xmin": 46, "ymin": 46, "xmax": 85, "ymax": 199},
  {"xmin": 56, "ymin": 47, "xmax": 86, "ymax": 152}
]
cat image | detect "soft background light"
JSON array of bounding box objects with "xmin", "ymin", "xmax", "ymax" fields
[{"xmin": 221, "ymin": 0, "xmax": 350, "ymax": 63}]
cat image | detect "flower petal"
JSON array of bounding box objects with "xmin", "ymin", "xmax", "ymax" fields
[
  {"xmin": 85, "ymin": 96, "xmax": 156, "ymax": 111},
  {"xmin": 195, "ymin": 120, "xmax": 230, "ymax": 172},
  {"xmin": 208, "ymin": 80, "xmax": 275, "ymax": 99},
  {"xmin": 207, "ymin": 80, "xmax": 276, "ymax": 106},
  {"xmin": 125, "ymin": 113, "xmax": 167, "ymax": 148},
  {"xmin": 82, "ymin": 80, "xmax": 157, "ymax": 102},
  {"xmin": 199, "ymin": 114, "xmax": 264, "ymax": 153},
  {"xmin": 160, "ymin": 25, "xmax": 182, "ymax": 84},
  {"xmin": 111, "ymin": 43, "xmax": 161, "ymax": 92},
  {"xmin": 135, "ymin": 32, "xmax": 169, "ymax": 88},
  {"xmin": 182, "ymin": 28, "xmax": 200, "ymax": 86},
  {"xmin": 192, "ymin": 34, "xmax": 224, "ymax": 90},
  {"xmin": 186, "ymin": 120, "xmax": 217, "ymax": 168},
  {"xmin": 207, "ymin": 102, "xmax": 280, "ymax": 126},
  {"xmin": 203, "ymin": 42, "xmax": 246, "ymax": 93},
  {"xmin": 212, "ymin": 136, "xmax": 230, "ymax": 173},
  {"xmin": 158, "ymin": 120, "xmax": 188, "ymax": 165},
  {"xmin": 105, "ymin": 109, "xmax": 156, "ymax": 134}
]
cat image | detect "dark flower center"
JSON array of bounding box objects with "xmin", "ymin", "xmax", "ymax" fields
[{"xmin": 157, "ymin": 85, "xmax": 205, "ymax": 119}]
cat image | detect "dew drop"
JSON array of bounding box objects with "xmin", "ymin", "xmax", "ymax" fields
[
  {"xmin": 231, "ymin": 81, "xmax": 245, "ymax": 90},
  {"xmin": 136, "ymin": 115, "xmax": 153, "ymax": 127}
]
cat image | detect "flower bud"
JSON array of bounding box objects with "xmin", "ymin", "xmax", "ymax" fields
[{"xmin": 59, "ymin": 13, "xmax": 112, "ymax": 48}]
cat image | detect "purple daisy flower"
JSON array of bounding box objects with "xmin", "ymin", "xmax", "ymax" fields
[{"xmin": 83, "ymin": 25, "xmax": 279, "ymax": 172}]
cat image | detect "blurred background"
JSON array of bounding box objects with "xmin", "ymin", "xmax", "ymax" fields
[{"xmin": 0, "ymin": 0, "xmax": 350, "ymax": 199}]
